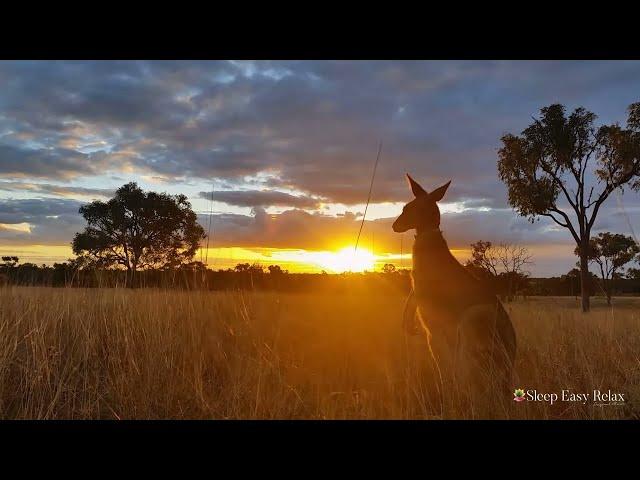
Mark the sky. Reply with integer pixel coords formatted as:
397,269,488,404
0,60,639,276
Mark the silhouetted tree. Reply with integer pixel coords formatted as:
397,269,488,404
561,268,582,297
72,182,205,287
574,232,640,305
249,263,265,274
465,241,499,277
495,243,532,301
268,265,288,275
627,266,640,279
465,241,532,301
234,263,264,274
1,256,19,268
177,261,207,272
498,103,640,312
382,263,396,274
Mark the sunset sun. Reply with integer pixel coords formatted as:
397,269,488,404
309,246,376,273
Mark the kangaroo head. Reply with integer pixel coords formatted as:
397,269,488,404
392,174,451,233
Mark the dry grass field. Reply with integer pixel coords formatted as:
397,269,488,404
0,286,639,419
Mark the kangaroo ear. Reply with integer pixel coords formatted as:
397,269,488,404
406,174,427,197
429,180,451,202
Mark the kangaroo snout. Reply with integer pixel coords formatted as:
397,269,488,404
392,218,405,233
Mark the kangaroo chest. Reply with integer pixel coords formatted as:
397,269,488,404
411,233,478,334
412,261,467,312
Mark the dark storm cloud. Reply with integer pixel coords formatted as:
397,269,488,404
0,144,100,179
199,189,322,209
0,181,114,198
0,198,86,245
0,198,82,223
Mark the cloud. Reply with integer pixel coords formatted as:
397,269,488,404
201,207,578,254
0,144,100,180
1,61,640,275
1,60,639,206
0,181,114,199
199,189,322,209
0,198,85,245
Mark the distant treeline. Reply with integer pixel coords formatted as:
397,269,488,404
0,261,412,294
2,260,640,298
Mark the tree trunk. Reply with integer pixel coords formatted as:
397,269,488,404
579,243,590,313
126,266,136,289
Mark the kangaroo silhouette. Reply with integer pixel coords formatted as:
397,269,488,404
393,174,516,396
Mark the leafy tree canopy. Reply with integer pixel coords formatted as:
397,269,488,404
72,182,205,273
498,103,640,242
497,102,640,312
575,232,639,278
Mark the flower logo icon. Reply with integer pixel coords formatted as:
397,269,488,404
513,388,526,402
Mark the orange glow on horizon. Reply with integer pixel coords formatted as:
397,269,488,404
0,244,499,274
199,246,382,273
283,246,377,273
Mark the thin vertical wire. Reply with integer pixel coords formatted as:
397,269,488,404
614,187,639,246
205,182,214,266
354,141,382,258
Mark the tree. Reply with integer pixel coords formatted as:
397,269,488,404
465,240,499,278
268,265,288,275
574,232,639,305
178,261,208,273
465,241,532,301
498,103,640,312
495,243,533,301
234,263,264,274
1,256,19,268
495,243,533,278
72,182,205,286
382,263,396,274
627,266,640,279
561,268,582,297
